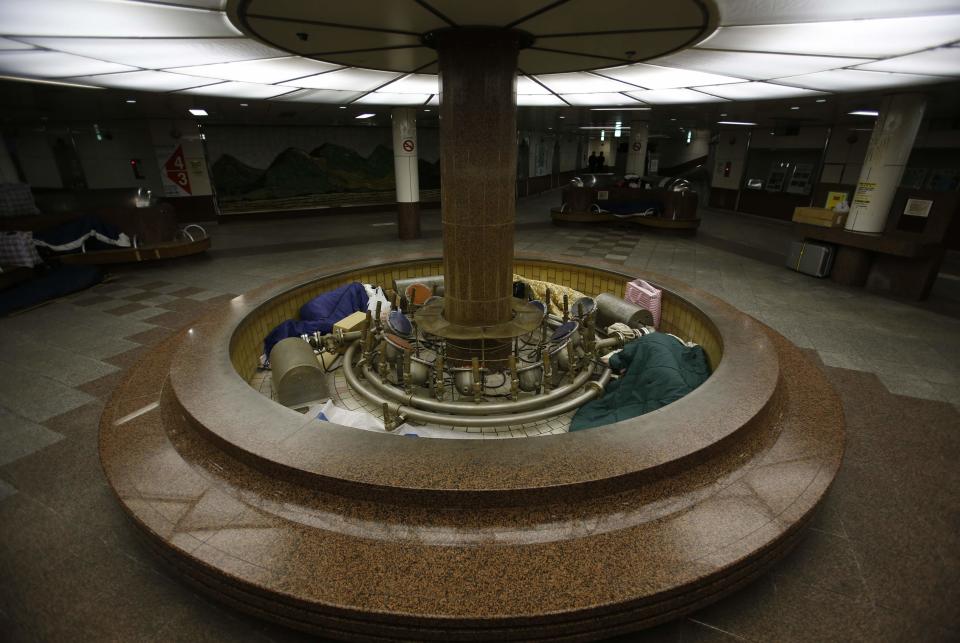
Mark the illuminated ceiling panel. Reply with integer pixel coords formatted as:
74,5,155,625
775,69,949,91
855,48,960,76
276,88,367,103
517,76,551,95
598,64,746,89
0,50,135,78
379,74,439,94
517,94,565,106
355,92,431,106
700,15,960,59
625,89,728,104
179,81,296,99
696,82,825,100
20,37,282,68
714,0,960,25
561,93,642,106
535,72,636,94
171,57,341,84
282,68,401,91
0,0,239,38
71,70,221,91
0,38,33,50
650,50,868,81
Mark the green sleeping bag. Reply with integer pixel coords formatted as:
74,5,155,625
569,332,710,432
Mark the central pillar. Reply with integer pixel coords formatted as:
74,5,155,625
435,29,521,328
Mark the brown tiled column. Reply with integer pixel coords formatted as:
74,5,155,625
436,29,521,327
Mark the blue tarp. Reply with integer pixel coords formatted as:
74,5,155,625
263,282,368,359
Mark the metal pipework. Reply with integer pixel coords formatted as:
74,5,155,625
471,357,482,403
541,351,553,392
402,348,413,394
377,339,389,380
359,349,596,416
343,342,612,428
508,355,519,401
433,355,445,400
562,294,569,323
595,293,654,330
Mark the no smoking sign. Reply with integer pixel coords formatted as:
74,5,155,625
402,139,415,152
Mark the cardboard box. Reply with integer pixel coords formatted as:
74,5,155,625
334,311,368,333
792,207,847,228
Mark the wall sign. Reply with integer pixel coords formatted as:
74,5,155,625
903,198,933,218
163,145,192,195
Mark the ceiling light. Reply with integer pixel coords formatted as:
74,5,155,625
713,0,960,25
717,121,757,126
561,93,642,107
423,108,431,112
517,94,565,106
699,15,960,58
0,50,133,77
0,74,103,89
339,105,347,109
125,99,136,104
790,106,799,110
626,89,727,104
535,72,636,94
816,98,827,103
517,76,551,95
282,67,401,91
181,81,293,99
696,82,824,101
240,103,248,107
276,88,366,103
0,0,240,38
670,118,677,121
379,74,438,94
720,113,728,116
356,92,432,106
599,63,745,89
589,107,651,111
559,115,565,118
355,113,376,119
578,126,631,130
600,130,605,141
22,37,279,69
849,110,879,116
188,108,208,116
855,47,960,76
776,69,944,91
0,37,33,50
71,70,220,92
170,57,341,84
652,50,867,80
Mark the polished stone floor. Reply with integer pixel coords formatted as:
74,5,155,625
1,190,958,641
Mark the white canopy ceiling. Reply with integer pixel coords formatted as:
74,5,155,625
0,0,958,107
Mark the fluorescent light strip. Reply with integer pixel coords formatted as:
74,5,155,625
590,107,651,111
713,0,960,26
849,110,879,116
355,113,376,119
717,121,757,126
189,108,208,116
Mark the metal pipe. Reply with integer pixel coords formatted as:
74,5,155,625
343,343,612,428
348,342,597,416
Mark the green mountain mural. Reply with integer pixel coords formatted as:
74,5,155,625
211,142,440,201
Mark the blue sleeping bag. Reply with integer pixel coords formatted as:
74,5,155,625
263,282,368,359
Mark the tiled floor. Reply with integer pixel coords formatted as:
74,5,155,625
1,189,958,641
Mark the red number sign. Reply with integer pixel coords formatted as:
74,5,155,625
164,145,192,195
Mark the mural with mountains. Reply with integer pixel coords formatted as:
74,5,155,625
211,142,441,204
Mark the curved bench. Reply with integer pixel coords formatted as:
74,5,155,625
99,254,844,640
